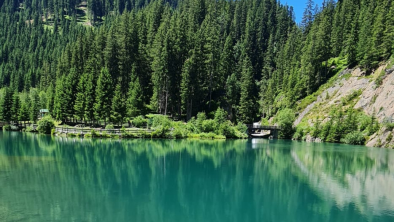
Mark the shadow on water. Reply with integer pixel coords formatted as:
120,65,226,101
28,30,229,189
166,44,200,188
0,132,393,222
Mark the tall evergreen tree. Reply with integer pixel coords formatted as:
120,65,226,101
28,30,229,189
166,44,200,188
238,56,255,123
111,81,126,125
94,67,113,125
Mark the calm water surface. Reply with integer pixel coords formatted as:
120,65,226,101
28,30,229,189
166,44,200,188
1,131,394,222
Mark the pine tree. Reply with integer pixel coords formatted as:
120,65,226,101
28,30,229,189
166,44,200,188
19,97,30,123
11,91,20,122
111,81,126,125
74,73,86,121
94,67,113,125
0,87,13,122
29,89,40,123
301,0,315,34
238,56,255,123
127,68,144,117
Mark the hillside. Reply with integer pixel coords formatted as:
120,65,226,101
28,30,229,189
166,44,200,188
294,58,394,148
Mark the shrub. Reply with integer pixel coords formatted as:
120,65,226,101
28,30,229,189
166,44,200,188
90,129,98,137
25,125,36,132
186,118,199,133
105,124,114,130
387,133,393,143
196,112,207,132
261,118,269,126
132,115,147,128
214,108,228,124
202,119,216,133
342,131,366,145
151,126,170,138
274,108,295,139
3,125,11,131
293,126,305,140
150,115,172,128
37,116,55,134
236,123,248,134
311,119,321,138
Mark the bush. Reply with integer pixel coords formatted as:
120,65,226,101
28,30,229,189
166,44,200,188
151,126,170,138
387,133,393,143
150,115,172,128
214,108,228,124
196,112,207,132
342,131,366,145
202,119,216,133
293,126,306,140
132,115,147,128
274,109,295,139
25,125,36,132
37,116,55,134
3,125,11,131
105,124,114,130
261,118,269,126
236,123,248,134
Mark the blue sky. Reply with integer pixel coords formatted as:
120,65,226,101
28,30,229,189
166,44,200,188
284,0,324,23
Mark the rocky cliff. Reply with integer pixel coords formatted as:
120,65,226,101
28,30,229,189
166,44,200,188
294,61,394,148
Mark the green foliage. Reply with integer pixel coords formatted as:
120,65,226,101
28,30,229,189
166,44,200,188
25,126,37,132
214,108,228,125
274,109,295,139
260,118,269,126
341,131,366,145
341,90,362,106
384,122,394,131
37,116,56,134
293,125,307,140
2,125,11,131
386,133,393,143
105,124,114,130
132,116,147,128
202,119,216,133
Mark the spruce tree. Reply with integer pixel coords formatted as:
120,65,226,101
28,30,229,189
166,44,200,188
0,87,13,122
74,73,86,121
11,91,20,122
127,70,144,118
111,81,126,125
94,67,113,125
238,56,255,123
29,89,40,123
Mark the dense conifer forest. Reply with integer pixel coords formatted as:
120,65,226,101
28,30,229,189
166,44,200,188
0,0,393,126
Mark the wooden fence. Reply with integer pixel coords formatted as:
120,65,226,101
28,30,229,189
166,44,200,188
55,127,153,135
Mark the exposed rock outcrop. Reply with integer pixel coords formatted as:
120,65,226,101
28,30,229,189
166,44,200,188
294,63,394,148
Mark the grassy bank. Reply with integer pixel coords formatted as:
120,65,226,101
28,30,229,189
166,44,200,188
32,108,248,140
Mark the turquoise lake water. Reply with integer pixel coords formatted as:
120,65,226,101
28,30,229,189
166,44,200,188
1,131,394,222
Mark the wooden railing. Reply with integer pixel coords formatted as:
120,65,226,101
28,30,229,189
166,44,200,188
55,127,154,135
246,124,281,130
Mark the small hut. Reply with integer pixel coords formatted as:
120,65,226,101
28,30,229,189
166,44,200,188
39,109,50,118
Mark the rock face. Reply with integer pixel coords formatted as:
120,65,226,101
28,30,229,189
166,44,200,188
305,135,323,143
366,127,394,149
351,68,366,77
355,66,394,122
294,63,394,148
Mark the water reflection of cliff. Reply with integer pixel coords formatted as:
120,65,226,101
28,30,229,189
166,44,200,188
291,143,394,217
0,132,393,221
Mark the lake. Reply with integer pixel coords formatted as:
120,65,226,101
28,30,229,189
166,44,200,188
1,131,394,222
